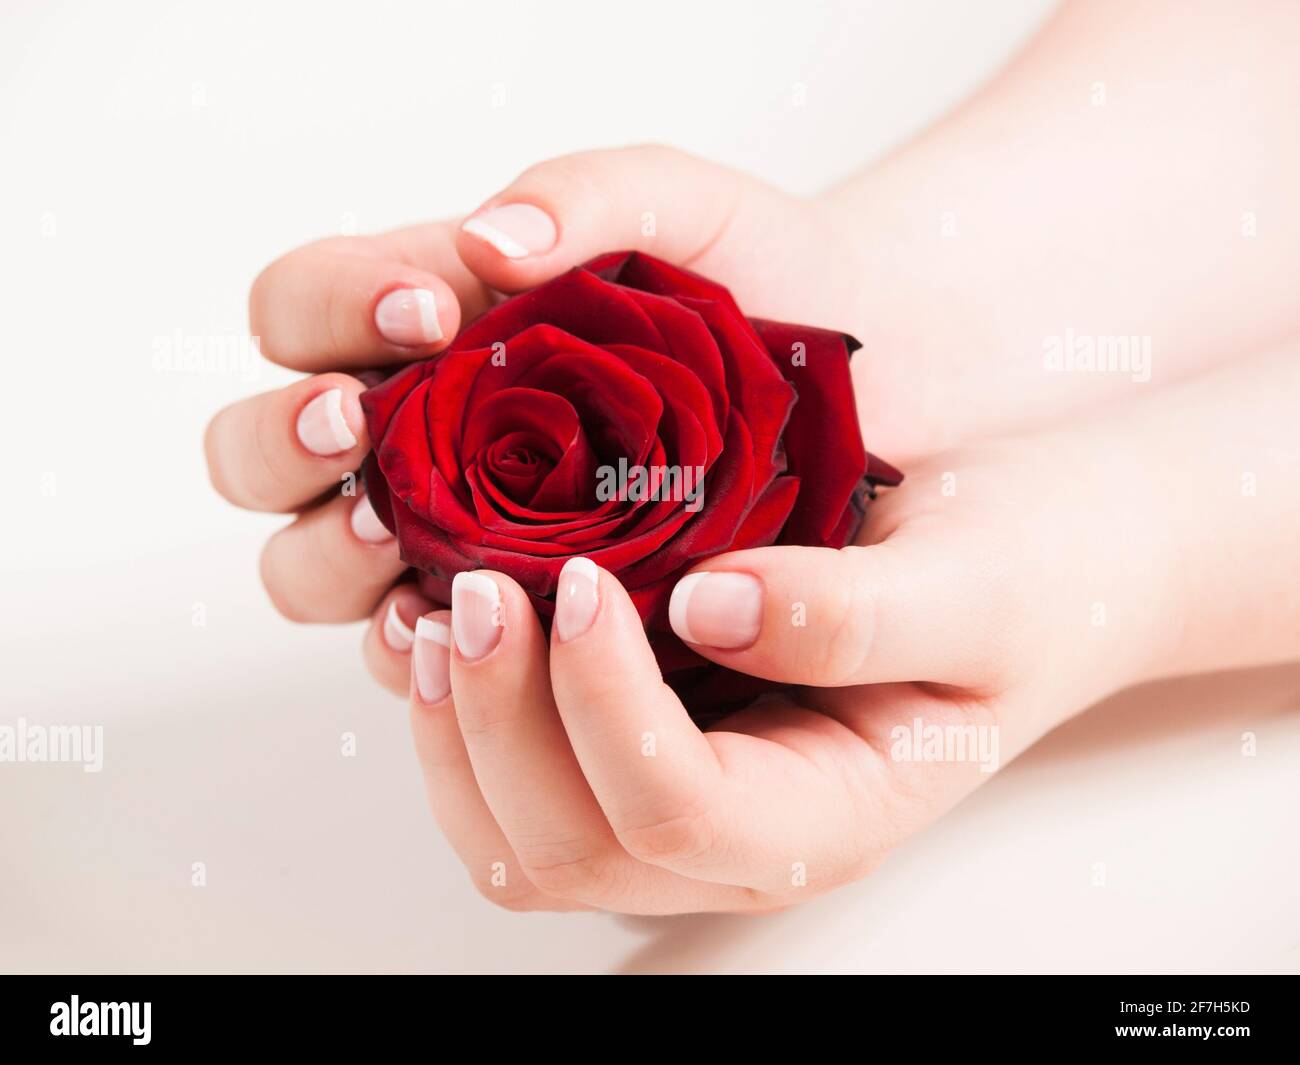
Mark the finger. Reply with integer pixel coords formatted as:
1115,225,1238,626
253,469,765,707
361,585,436,698
408,609,579,912
549,558,722,851
250,226,492,372
447,569,752,914
259,489,406,623
665,534,1010,690
455,145,799,297
206,373,369,512
549,559,866,894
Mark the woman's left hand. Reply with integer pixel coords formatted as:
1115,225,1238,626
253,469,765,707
395,427,1162,914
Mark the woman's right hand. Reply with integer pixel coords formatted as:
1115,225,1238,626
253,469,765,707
203,146,890,692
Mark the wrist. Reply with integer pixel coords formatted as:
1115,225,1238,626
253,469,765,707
1039,348,1300,691
1003,424,1183,708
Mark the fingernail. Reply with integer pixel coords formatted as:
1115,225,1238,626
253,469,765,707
668,572,763,650
382,601,416,653
296,388,357,456
375,288,443,347
413,615,451,702
461,204,557,259
555,557,599,642
451,572,503,661
349,493,393,544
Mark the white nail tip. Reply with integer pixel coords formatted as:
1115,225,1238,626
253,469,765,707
561,556,598,584
412,289,443,342
319,388,357,451
668,572,706,645
383,602,416,651
415,615,451,646
296,388,357,455
462,216,529,259
322,390,356,452
453,570,501,605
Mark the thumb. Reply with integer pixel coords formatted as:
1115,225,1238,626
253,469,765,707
665,537,1014,691
454,144,798,294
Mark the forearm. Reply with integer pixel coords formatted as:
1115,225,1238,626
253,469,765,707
1124,343,1300,680
826,0,1300,463
1053,341,1300,689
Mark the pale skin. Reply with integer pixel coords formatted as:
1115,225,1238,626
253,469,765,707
205,0,1300,913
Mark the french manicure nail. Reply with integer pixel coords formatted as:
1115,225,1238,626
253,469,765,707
668,572,763,650
383,601,416,653
461,204,557,259
555,557,599,642
350,494,394,544
413,615,452,702
296,388,357,456
451,572,503,661
375,288,443,347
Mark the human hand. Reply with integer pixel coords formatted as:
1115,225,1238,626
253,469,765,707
210,130,1291,681
401,419,1169,914
204,146,889,674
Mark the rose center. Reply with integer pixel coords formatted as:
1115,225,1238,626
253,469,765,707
481,432,559,505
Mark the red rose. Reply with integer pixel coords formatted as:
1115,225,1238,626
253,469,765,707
360,251,900,713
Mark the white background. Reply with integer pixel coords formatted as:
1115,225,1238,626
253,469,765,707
2,0,1297,973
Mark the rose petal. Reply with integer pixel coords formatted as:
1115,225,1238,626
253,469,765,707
360,358,436,443
618,414,757,589
482,436,553,503
373,375,437,514
618,287,730,433
516,348,663,466
682,296,795,493
462,387,581,468
456,267,665,352
604,343,719,470
426,344,499,496
590,250,736,309
750,318,872,545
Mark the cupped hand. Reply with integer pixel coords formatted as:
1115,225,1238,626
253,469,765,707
404,427,1160,914
204,145,868,681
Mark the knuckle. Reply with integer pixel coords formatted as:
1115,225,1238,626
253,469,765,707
520,151,606,200
654,143,696,171
809,547,876,684
302,515,376,622
248,260,291,363
520,849,621,903
473,875,546,913
249,241,348,365
621,142,687,168
202,413,237,502
247,261,275,324
452,699,522,741
258,517,370,624
969,548,1022,686
258,536,311,624
614,806,716,867
305,235,353,256
237,401,297,512
320,276,346,356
